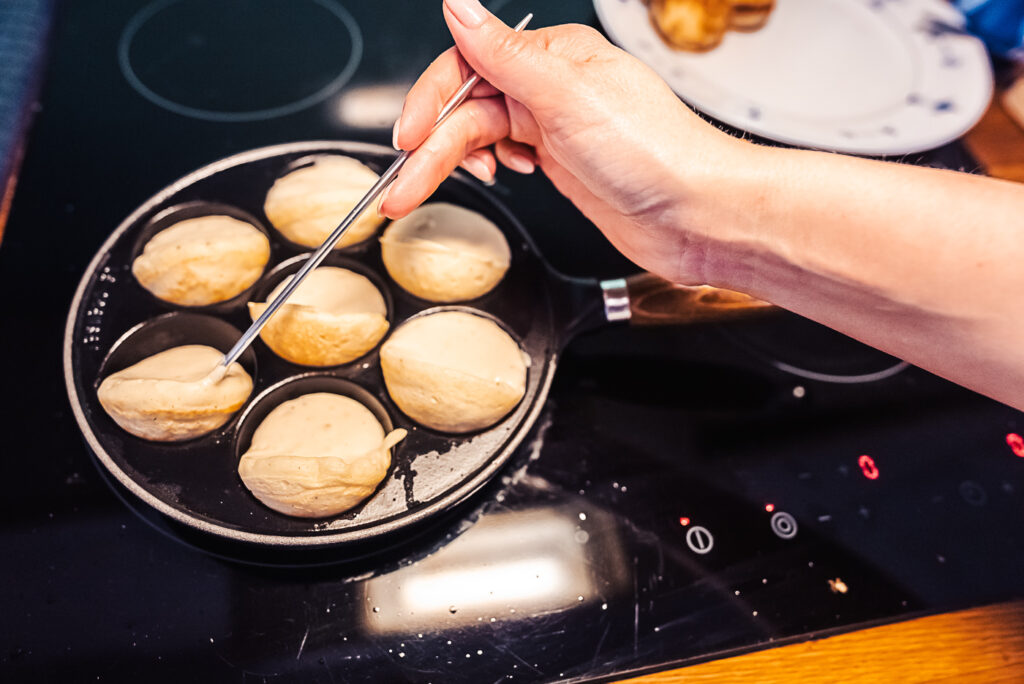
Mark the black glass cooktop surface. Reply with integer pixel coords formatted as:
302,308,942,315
2,1,1022,682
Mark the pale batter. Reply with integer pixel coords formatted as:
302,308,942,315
264,155,385,249
380,311,527,433
238,392,406,517
248,266,389,366
132,215,271,307
380,202,511,302
97,344,253,441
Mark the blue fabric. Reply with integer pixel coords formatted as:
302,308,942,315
955,0,1024,58
0,1,52,182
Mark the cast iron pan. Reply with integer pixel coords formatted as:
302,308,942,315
63,140,772,549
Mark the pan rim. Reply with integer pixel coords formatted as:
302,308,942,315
63,140,561,547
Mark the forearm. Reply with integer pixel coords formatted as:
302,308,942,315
391,4,1024,409
696,142,1024,409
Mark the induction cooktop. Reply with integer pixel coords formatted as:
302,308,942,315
2,1,1022,682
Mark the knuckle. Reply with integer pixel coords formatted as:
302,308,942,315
435,110,483,158
564,23,604,40
541,23,604,50
460,109,487,149
420,137,448,160
547,24,613,67
488,29,529,65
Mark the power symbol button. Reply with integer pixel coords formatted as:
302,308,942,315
685,525,714,554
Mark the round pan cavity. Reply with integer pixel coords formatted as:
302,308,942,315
379,202,513,305
64,140,559,548
252,253,395,327
380,305,532,437
233,374,398,519
235,375,396,459
99,311,258,380
247,254,394,369
262,153,388,253
94,312,258,446
129,201,273,313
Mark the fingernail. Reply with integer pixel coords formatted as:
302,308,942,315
377,184,392,218
392,117,402,150
507,153,535,174
444,0,488,28
461,156,494,184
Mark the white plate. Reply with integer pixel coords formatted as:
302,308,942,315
593,0,994,155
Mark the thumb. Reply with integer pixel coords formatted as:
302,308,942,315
441,0,562,106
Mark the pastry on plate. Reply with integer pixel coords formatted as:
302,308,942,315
380,311,527,433
380,202,511,302
238,392,406,517
647,0,732,52
247,266,389,366
97,344,252,441
729,0,775,31
264,155,385,249
132,215,270,306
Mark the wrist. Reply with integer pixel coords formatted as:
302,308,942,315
673,137,791,293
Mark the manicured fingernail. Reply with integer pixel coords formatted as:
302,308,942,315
444,0,488,28
461,156,494,184
392,117,402,150
507,153,535,174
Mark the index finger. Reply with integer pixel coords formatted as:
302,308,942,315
395,45,500,151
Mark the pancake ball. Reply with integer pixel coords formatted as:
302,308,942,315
238,393,406,517
381,202,511,302
97,345,252,441
248,267,389,366
132,215,270,306
264,155,385,249
380,311,527,433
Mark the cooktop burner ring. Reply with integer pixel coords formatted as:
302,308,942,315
721,313,911,385
770,359,909,384
117,0,363,122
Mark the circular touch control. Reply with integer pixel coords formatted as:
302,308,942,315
119,0,363,122
686,525,714,554
959,480,987,507
770,511,798,539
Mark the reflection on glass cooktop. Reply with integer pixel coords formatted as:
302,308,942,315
1,1,1022,682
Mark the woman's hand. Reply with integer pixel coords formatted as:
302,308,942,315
382,0,745,284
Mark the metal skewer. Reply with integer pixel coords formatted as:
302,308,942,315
209,13,534,383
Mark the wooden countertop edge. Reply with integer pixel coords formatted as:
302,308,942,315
964,78,1024,183
614,600,1024,683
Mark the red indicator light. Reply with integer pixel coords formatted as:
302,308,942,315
858,454,880,480
1007,433,1024,458
679,517,691,526
764,503,775,512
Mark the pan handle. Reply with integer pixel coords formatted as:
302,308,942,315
601,273,775,326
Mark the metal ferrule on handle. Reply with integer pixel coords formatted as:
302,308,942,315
212,13,534,381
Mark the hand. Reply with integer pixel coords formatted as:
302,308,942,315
382,0,747,284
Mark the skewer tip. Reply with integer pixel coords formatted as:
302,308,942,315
515,13,534,31
206,362,229,385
